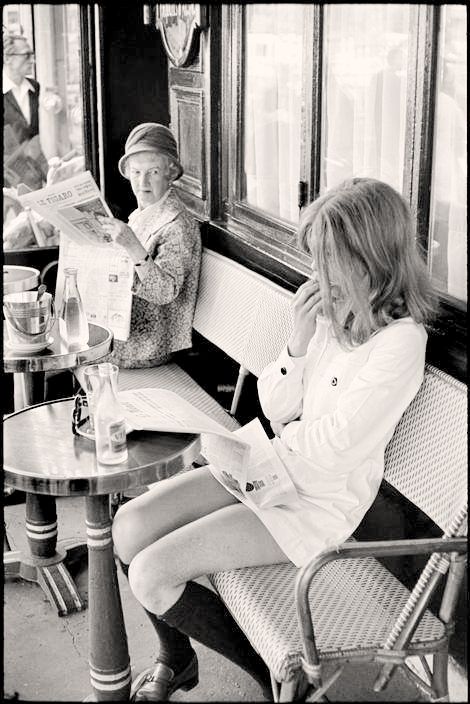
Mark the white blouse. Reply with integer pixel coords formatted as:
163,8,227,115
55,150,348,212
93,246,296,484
252,315,427,567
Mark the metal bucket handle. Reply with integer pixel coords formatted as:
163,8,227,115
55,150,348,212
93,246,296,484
4,296,57,338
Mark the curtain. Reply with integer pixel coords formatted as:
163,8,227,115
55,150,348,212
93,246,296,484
243,4,304,223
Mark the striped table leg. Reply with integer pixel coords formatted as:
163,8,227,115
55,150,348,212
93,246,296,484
26,494,58,558
14,493,87,616
86,495,131,701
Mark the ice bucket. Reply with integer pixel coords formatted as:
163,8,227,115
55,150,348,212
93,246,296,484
4,291,55,346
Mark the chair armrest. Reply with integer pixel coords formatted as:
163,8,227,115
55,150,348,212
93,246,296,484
294,536,466,679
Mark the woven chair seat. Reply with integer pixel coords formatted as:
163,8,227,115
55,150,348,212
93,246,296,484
117,362,240,432
209,555,446,683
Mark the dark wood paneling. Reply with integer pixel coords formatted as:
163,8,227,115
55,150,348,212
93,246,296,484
80,6,100,185
98,6,169,220
170,86,206,199
166,5,222,222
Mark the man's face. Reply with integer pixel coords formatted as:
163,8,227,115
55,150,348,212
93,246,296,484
5,38,35,80
127,152,172,210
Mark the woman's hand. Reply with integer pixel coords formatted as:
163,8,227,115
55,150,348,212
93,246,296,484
287,279,323,357
97,216,146,261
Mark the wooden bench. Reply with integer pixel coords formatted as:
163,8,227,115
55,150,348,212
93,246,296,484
119,248,467,702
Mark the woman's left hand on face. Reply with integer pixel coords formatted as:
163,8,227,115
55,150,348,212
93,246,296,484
97,216,139,250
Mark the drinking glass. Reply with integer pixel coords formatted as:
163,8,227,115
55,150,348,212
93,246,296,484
83,363,118,433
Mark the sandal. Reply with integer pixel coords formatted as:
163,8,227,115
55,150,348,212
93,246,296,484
130,653,198,702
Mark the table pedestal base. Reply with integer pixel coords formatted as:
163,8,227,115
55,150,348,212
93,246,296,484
5,494,87,616
4,538,87,616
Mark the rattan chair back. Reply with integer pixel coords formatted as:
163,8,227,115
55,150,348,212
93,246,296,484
383,364,467,534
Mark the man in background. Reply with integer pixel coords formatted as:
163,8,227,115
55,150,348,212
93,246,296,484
3,29,47,190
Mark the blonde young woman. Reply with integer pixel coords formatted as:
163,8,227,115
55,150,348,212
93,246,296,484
112,178,437,701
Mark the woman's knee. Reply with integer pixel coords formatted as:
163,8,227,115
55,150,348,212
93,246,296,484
112,500,144,564
128,543,176,613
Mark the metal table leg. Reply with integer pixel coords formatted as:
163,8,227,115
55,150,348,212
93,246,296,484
85,495,131,701
4,371,87,616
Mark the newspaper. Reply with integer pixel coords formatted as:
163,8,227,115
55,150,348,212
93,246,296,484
119,387,251,475
17,170,114,246
118,387,299,508
18,171,134,341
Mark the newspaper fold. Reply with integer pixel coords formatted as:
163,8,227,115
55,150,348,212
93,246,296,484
118,387,299,508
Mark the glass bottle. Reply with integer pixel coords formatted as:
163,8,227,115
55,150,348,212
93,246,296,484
94,363,128,465
60,267,89,347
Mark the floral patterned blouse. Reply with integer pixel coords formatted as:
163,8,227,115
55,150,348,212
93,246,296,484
108,187,201,368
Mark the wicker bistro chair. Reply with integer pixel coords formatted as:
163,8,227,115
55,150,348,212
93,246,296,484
209,365,467,702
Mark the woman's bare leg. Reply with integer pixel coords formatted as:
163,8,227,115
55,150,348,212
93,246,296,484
128,501,289,615
112,465,239,565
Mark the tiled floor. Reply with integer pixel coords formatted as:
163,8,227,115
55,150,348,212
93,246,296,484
4,494,466,702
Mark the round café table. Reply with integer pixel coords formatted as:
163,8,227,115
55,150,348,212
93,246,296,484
3,319,113,409
4,398,201,701
3,321,113,616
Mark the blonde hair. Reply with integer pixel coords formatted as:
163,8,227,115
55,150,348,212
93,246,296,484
298,178,437,347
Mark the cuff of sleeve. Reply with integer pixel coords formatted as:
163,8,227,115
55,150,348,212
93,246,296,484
277,344,307,376
280,420,301,451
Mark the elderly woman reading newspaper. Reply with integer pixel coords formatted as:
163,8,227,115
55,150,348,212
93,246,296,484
97,122,201,368
111,178,437,701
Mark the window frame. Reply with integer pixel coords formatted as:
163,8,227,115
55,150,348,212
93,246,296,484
221,4,466,305
220,4,313,275
216,3,466,380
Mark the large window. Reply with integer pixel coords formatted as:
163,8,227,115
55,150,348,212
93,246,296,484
3,4,86,250
243,4,304,223
222,4,467,303
321,4,411,193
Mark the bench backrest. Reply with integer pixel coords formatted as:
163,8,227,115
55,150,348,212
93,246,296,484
194,248,294,377
384,365,467,534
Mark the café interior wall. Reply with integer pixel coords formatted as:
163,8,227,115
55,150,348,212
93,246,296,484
99,5,170,221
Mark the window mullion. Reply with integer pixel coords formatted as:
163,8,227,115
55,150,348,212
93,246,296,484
404,4,440,251
233,4,245,204
309,4,323,203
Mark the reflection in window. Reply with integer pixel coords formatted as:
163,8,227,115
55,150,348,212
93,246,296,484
321,4,410,193
243,4,304,223
428,5,467,301
3,4,85,250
